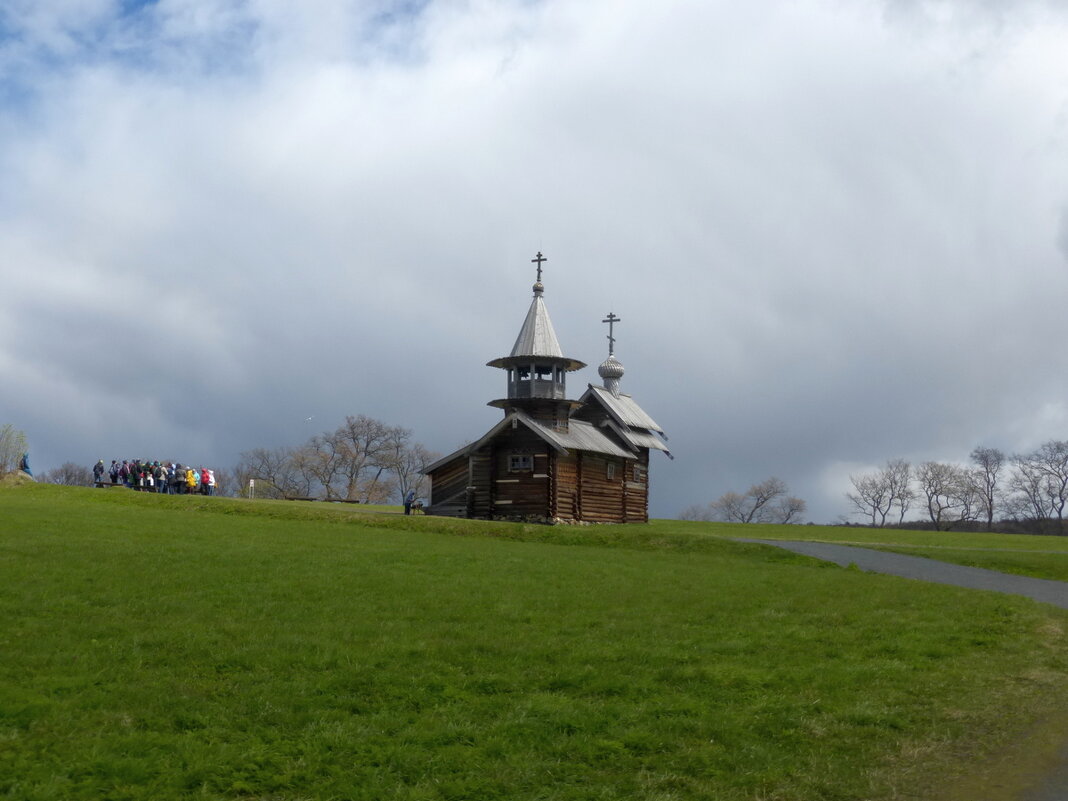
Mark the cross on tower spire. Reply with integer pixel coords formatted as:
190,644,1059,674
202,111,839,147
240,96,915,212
602,312,621,356
531,251,547,283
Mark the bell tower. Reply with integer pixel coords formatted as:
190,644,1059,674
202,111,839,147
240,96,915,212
486,252,586,431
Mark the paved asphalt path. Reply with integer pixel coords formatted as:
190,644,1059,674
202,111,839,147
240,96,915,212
739,539,1068,610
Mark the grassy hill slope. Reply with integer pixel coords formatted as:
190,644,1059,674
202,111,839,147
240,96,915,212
2,484,1067,800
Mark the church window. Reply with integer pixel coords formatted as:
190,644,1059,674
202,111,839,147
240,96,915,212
509,454,533,472
606,463,616,480
633,464,647,482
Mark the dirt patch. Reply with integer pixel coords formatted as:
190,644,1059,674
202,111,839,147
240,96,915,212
935,707,1068,801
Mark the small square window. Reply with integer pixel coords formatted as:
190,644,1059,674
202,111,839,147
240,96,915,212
509,454,533,472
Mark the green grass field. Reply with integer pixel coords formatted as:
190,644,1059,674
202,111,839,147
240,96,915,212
2,484,1067,800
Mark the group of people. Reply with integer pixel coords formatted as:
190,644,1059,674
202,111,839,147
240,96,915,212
94,459,217,495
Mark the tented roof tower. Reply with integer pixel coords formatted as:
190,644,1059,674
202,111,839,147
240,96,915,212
487,252,585,430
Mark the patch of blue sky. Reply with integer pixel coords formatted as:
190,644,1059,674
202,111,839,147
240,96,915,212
0,81,37,128
357,0,435,66
0,7,26,49
370,0,432,28
119,0,159,14
71,2,258,77
0,1,261,113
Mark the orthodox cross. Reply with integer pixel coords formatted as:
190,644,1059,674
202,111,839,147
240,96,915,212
602,312,621,356
531,251,547,283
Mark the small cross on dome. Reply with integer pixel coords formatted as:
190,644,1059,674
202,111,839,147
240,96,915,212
602,312,621,356
531,252,547,283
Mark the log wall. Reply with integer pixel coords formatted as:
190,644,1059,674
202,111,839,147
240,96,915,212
554,453,579,520
430,439,651,523
487,428,551,518
576,453,627,523
470,447,493,518
428,456,468,516
624,450,650,523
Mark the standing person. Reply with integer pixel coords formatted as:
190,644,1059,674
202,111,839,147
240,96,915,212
109,460,119,485
119,460,130,487
207,469,216,496
185,466,196,494
172,464,185,495
200,468,210,496
404,489,416,515
93,460,106,486
18,453,32,477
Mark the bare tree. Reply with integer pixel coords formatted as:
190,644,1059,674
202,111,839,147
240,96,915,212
0,424,28,477
678,504,714,521
362,423,410,503
1008,440,1068,531
1008,455,1049,524
303,433,348,499
333,415,394,501
847,472,892,527
37,462,93,486
1032,440,1068,524
969,446,1005,530
884,459,914,525
709,478,801,524
287,445,322,497
709,491,747,522
234,446,308,499
742,477,789,523
773,496,807,524
236,415,438,504
917,461,968,531
389,441,438,503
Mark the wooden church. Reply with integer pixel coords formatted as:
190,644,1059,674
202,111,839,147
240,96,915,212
425,253,670,523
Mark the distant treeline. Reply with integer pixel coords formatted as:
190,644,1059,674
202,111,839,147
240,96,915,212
847,442,1068,534
233,414,440,504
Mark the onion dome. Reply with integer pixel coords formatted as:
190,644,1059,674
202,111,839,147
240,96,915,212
599,355,624,397
598,355,625,381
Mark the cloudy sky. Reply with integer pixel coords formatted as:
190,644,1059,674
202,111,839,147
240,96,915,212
2,0,1068,522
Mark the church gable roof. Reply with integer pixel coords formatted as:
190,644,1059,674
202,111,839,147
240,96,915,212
578,384,672,459
602,417,672,457
581,384,665,435
548,417,637,460
474,411,635,460
424,410,636,475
